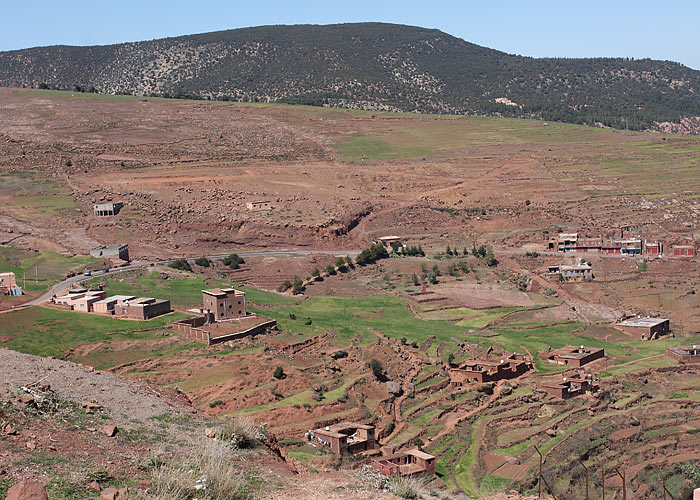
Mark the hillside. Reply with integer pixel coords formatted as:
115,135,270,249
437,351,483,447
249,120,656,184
1,23,700,131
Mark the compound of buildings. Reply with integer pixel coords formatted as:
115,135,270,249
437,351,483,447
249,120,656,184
540,345,605,367
372,449,436,476
540,373,598,399
449,353,532,386
307,422,377,456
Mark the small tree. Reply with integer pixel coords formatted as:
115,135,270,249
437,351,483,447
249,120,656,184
345,255,355,269
273,366,284,379
447,353,455,366
169,259,192,272
222,253,245,270
194,256,211,267
369,359,385,381
291,276,305,295
335,257,347,272
325,264,336,275
311,267,320,278
65,159,73,167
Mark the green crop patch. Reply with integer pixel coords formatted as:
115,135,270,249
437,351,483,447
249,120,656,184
335,135,432,162
0,246,97,294
0,306,189,357
87,270,231,306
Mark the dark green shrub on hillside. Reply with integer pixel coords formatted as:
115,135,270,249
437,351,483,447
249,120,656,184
169,259,192,272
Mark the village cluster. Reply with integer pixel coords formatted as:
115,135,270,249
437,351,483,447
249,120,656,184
9,201,697,481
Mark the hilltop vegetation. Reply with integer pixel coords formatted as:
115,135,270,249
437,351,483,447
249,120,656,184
2,23,700,131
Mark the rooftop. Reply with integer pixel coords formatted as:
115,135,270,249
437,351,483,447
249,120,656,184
618,317,669,328
546,345,603,360
668,345,700,356
92,244,127,250
202,288,244,297
92,294,136,305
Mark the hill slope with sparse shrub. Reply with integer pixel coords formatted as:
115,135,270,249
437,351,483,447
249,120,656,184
2,23,700,131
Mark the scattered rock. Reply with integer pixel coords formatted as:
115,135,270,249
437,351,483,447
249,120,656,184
5,480,49,500
18,395,34,405
99,487,118,500
81,401,102,414
205,428,217,438
88,481,101,491
1,422,17,435
102,424,118,437
26,439,38,450
386,381,403,396
137,479,152,490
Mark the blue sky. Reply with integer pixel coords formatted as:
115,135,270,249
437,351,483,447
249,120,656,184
2,0,698,69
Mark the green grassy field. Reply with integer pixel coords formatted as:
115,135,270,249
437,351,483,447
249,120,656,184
0,246,97,294
0,307,189,357
86,270,232,306
0,172,77,216
247,294,472,352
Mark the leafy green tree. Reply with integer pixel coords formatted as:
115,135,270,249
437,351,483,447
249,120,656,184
194,256,211,267
169,259,192,272
273,366,284,379
222,253,245,269
369,359,385,381
291,276,304,295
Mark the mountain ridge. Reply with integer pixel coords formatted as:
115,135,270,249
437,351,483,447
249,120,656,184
2,22,700,131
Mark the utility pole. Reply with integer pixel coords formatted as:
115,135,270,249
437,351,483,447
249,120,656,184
615,467,626,500
578,458,589,500
600,462,605,500
35,264,38,282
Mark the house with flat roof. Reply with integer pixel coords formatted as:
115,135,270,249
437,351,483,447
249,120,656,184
540,373,598,399
667,345,700,364
307,422,376,456
202,288,246,321
114,297,171,320
548,233,578,252
90,244,129,261
246,200,272,211
547,263,593,282
53,290,107,312
0,272,22,295
540,346,605,367
671,245,696,257
449,353,532,386
372,449,436,477
616,317,671,340
92,295,136,314
93,202,123,217
376,236,405,254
